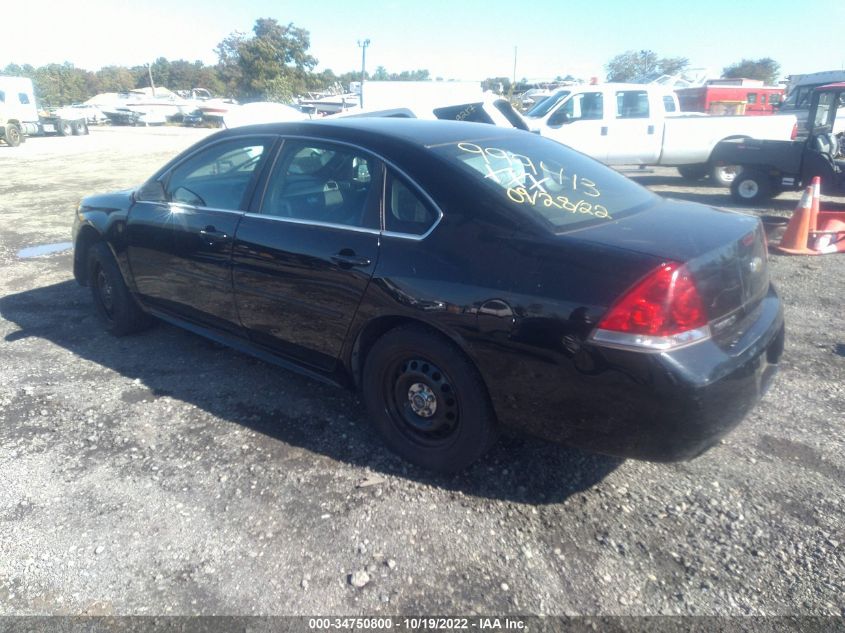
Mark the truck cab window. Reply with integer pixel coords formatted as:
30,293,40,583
18,93,30,105
616,91,649,118
548,92,603,126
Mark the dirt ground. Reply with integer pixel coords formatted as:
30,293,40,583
0,126,843,616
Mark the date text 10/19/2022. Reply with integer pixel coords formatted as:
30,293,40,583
308,616,527,630
456,141,612,220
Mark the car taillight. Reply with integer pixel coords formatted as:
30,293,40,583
590,262,711,351
790,123,797,140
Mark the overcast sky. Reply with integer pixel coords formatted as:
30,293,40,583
2,0,844,82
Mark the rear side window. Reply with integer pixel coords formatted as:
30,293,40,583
616,90,649,118
385,175,439,236
747,93,758,104
662,96,677,112
261,141,381,229
165,138,271,210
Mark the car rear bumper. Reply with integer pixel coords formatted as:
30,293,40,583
489,285,784,462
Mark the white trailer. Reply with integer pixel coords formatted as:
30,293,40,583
0,76,89,147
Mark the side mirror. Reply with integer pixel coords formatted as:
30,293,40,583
135,180,166,203
548,110,570,127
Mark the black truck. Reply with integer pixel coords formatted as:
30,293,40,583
711,83,845,203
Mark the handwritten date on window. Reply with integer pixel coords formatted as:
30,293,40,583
456,142,611,219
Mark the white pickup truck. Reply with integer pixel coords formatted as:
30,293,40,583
524,83,798,185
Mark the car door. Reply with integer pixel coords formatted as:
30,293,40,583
127,135,276,333
543,90,608,162
604,89,661,165
232,139,382,371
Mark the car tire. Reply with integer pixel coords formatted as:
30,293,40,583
711,163,742,187
677,164,708,181
4,123,22,147
362,325,499,473
87,242,153,336
730,170,774,204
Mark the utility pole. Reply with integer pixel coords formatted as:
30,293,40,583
358,39,371,108
147,63,156,97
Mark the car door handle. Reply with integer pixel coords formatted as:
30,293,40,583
331,251,372,267
199,226,229,242
647,125,655,135
601,126,608,136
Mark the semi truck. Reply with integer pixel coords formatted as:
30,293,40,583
0,76,89,147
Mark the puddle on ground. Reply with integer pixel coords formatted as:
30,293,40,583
17,242,73,258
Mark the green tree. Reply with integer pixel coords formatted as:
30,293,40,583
722,58,780,85
33,63,89,106
605,50,689,82
215,31,247,97
218,18,318,101
482,76,512,94
373,66,389,81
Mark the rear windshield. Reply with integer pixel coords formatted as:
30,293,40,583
428,133,656,231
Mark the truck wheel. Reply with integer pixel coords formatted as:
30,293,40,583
677,164,708,181
71,121,82,135
80,120,90,135
58,120,72,136
730,171,773,204
711,164,742,187
4,123,22,147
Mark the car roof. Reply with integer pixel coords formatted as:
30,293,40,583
818,82,845,91
220,117,526,151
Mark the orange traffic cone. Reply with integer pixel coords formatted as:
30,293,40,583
811,213,845,254
775,185,817,255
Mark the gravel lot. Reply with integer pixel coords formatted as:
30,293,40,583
0,126,843,617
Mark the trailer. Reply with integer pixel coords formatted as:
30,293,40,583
676,80,784,116
0,76,88,147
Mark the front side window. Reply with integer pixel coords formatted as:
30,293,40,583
385,175,438,236
523,91,570,118
166,138,271,210
18,93,30,105
747,93,758,104
616,90,649,118
813,92,833,129
0,90,5,103
770,93,781,105
548,92,604,126
663,95,677,112
261,141,380,229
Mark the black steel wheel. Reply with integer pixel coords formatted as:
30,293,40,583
676,164,708,181
363,325,498,473
87,242,153,336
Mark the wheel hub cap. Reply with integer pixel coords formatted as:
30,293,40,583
408,382,437,418
739,180,759,198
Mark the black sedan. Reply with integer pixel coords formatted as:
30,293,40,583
72,118,784,473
